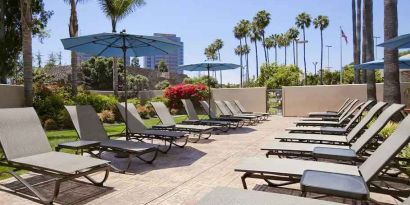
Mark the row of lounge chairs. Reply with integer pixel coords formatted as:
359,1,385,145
198,98,410,204
0,98,266,204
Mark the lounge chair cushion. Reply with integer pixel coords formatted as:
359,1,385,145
276,133,348,143
313,147,357,161
11,151,109,174
100,140,158,153
140,129,186,138
261,141,348,152
197,187,344,205
301,170,369,200
175,124,213,131
235,158,360,176
285,126,346,134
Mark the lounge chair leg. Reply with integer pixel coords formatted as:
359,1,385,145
190,133,201,143
83,167,110,186
136,149,159,164
173,135,189,148
241,173,250,189
157,139,173,154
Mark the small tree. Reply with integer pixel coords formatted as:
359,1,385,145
44,52,57,68
131,57,140,67
155,80,170,90
156,59,168,72
127,74,149,92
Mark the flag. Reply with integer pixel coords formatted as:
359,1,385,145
340,27,348,44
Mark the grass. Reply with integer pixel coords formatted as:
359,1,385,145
0,115,188,180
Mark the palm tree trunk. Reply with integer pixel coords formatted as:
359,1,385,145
357,0,366,83
262,33,267,64
244,37,250,82
292,41,296,65
254,41,259,77
363,0,376,100
111,19,118,97
353,0,361,83
0,0,5,83
69,0,78,95
384,0,400,104
320,29,324,85
303,28,307,85
239,39,243,87
20,0,33,106
274,46,277,64
266,48,270,64
284,46,287,66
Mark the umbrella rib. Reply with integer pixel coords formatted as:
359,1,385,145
127,36,173,55
128,35,181,46
96,37,123,56
64,36,118,50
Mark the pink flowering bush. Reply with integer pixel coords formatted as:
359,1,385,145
164,83,209,109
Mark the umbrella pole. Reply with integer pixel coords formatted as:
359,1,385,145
207,66,211,118
123,37,129,139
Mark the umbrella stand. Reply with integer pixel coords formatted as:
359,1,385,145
122,35,129,139
207,65,211,118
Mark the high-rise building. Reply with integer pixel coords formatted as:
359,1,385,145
143,33,184,73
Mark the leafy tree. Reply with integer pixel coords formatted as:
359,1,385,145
127,74,149,92
81,57,114,90
131,57,140,67
183,76,218,88
313,15,329,85
257,63,301,89
34,50,42,68
156,59,168,72
98,0,145,96
295,12,312,85
155,80,170,90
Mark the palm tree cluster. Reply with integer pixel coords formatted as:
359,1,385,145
232,10,330,87
204,39,224,85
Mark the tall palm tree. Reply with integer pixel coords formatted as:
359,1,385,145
213,39,224,87
384,0,400,103
242,45,251,82
99,0,145,97
20,0,33,106
204,44,217,60
64,0,87,95
279,33,291,65
239,19,251,81
234,24,244,87
313,15,329,85
286,27,299,65
253,10,271,64
353,0,361,83
264,36,274,64
362,0,376,100
249,24,261,77
295,12,311,85
272,34,280,64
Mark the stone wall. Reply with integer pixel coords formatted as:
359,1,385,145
0,84,25,108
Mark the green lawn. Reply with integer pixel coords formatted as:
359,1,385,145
0,115,188,180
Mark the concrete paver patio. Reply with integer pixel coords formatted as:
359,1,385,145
0,116,404,204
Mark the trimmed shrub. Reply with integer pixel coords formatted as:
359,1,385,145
73,92,118,112
164,83,209,109
155,80,170,90
137,105,150,119
98,110,115,123
44,118,58,130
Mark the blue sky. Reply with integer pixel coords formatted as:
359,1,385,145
34,0,410,83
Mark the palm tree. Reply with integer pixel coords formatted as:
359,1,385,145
204,44,217,60
20,0,33,106
239,19,251,81
249,24,261,77
242,45,251,82
353,0,361,83
313,15,329,85
362,0,376,100
234,24,244,87
272,34,280,64
264,36,274,64
286,27,299,65
279,33,291,65
253,10,271,64
295,12,312,85
64,0,87,95
213,39,224,87
99,0,145,97
384,0,400,103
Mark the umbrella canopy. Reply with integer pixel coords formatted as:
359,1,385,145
61,31,181,136
177,62,241,117
377,33,410,49
354,56,410,70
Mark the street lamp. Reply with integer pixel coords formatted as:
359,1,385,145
312,61,318,76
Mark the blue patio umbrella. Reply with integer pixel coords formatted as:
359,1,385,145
378,33,410,49
61,31,181,136
354,56,410,70
176,62,241,117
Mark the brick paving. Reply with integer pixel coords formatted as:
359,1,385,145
0,116,403,205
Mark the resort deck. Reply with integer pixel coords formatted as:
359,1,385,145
0,116,402,205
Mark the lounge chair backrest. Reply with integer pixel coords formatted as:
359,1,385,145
345,102,387,142
150,102,176,126
0,108,52,160
343,100,374,129
224,101,241,115
350,104,405,152
336,98,351,113
234,100,247,113
359,114,410,183
117,103,147,133
65,105,109,141
336,98,353,115
181,99,199,120
338,99,358,120
200,101,217,118
215,101,233,115
338,101,363,123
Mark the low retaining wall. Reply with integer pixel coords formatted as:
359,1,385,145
0,84,25,108
211,87,267,113
282,83,410,117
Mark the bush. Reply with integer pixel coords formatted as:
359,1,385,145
73,92,118,112
145,96,169,116
155,80,170,90
137,105,150,119
126,74,149,92
44,118,58,130
128,98,141,107
164,83,209,109
258,64,301,89
98,110,115,123
183,76,218,88
379,122,399,139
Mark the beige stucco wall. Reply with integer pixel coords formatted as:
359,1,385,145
211,87,267,113
0,84,25,108
283,83,410,117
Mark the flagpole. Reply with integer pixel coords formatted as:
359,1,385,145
340,27,343,84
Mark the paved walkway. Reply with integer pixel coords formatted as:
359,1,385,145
0,116,403,205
